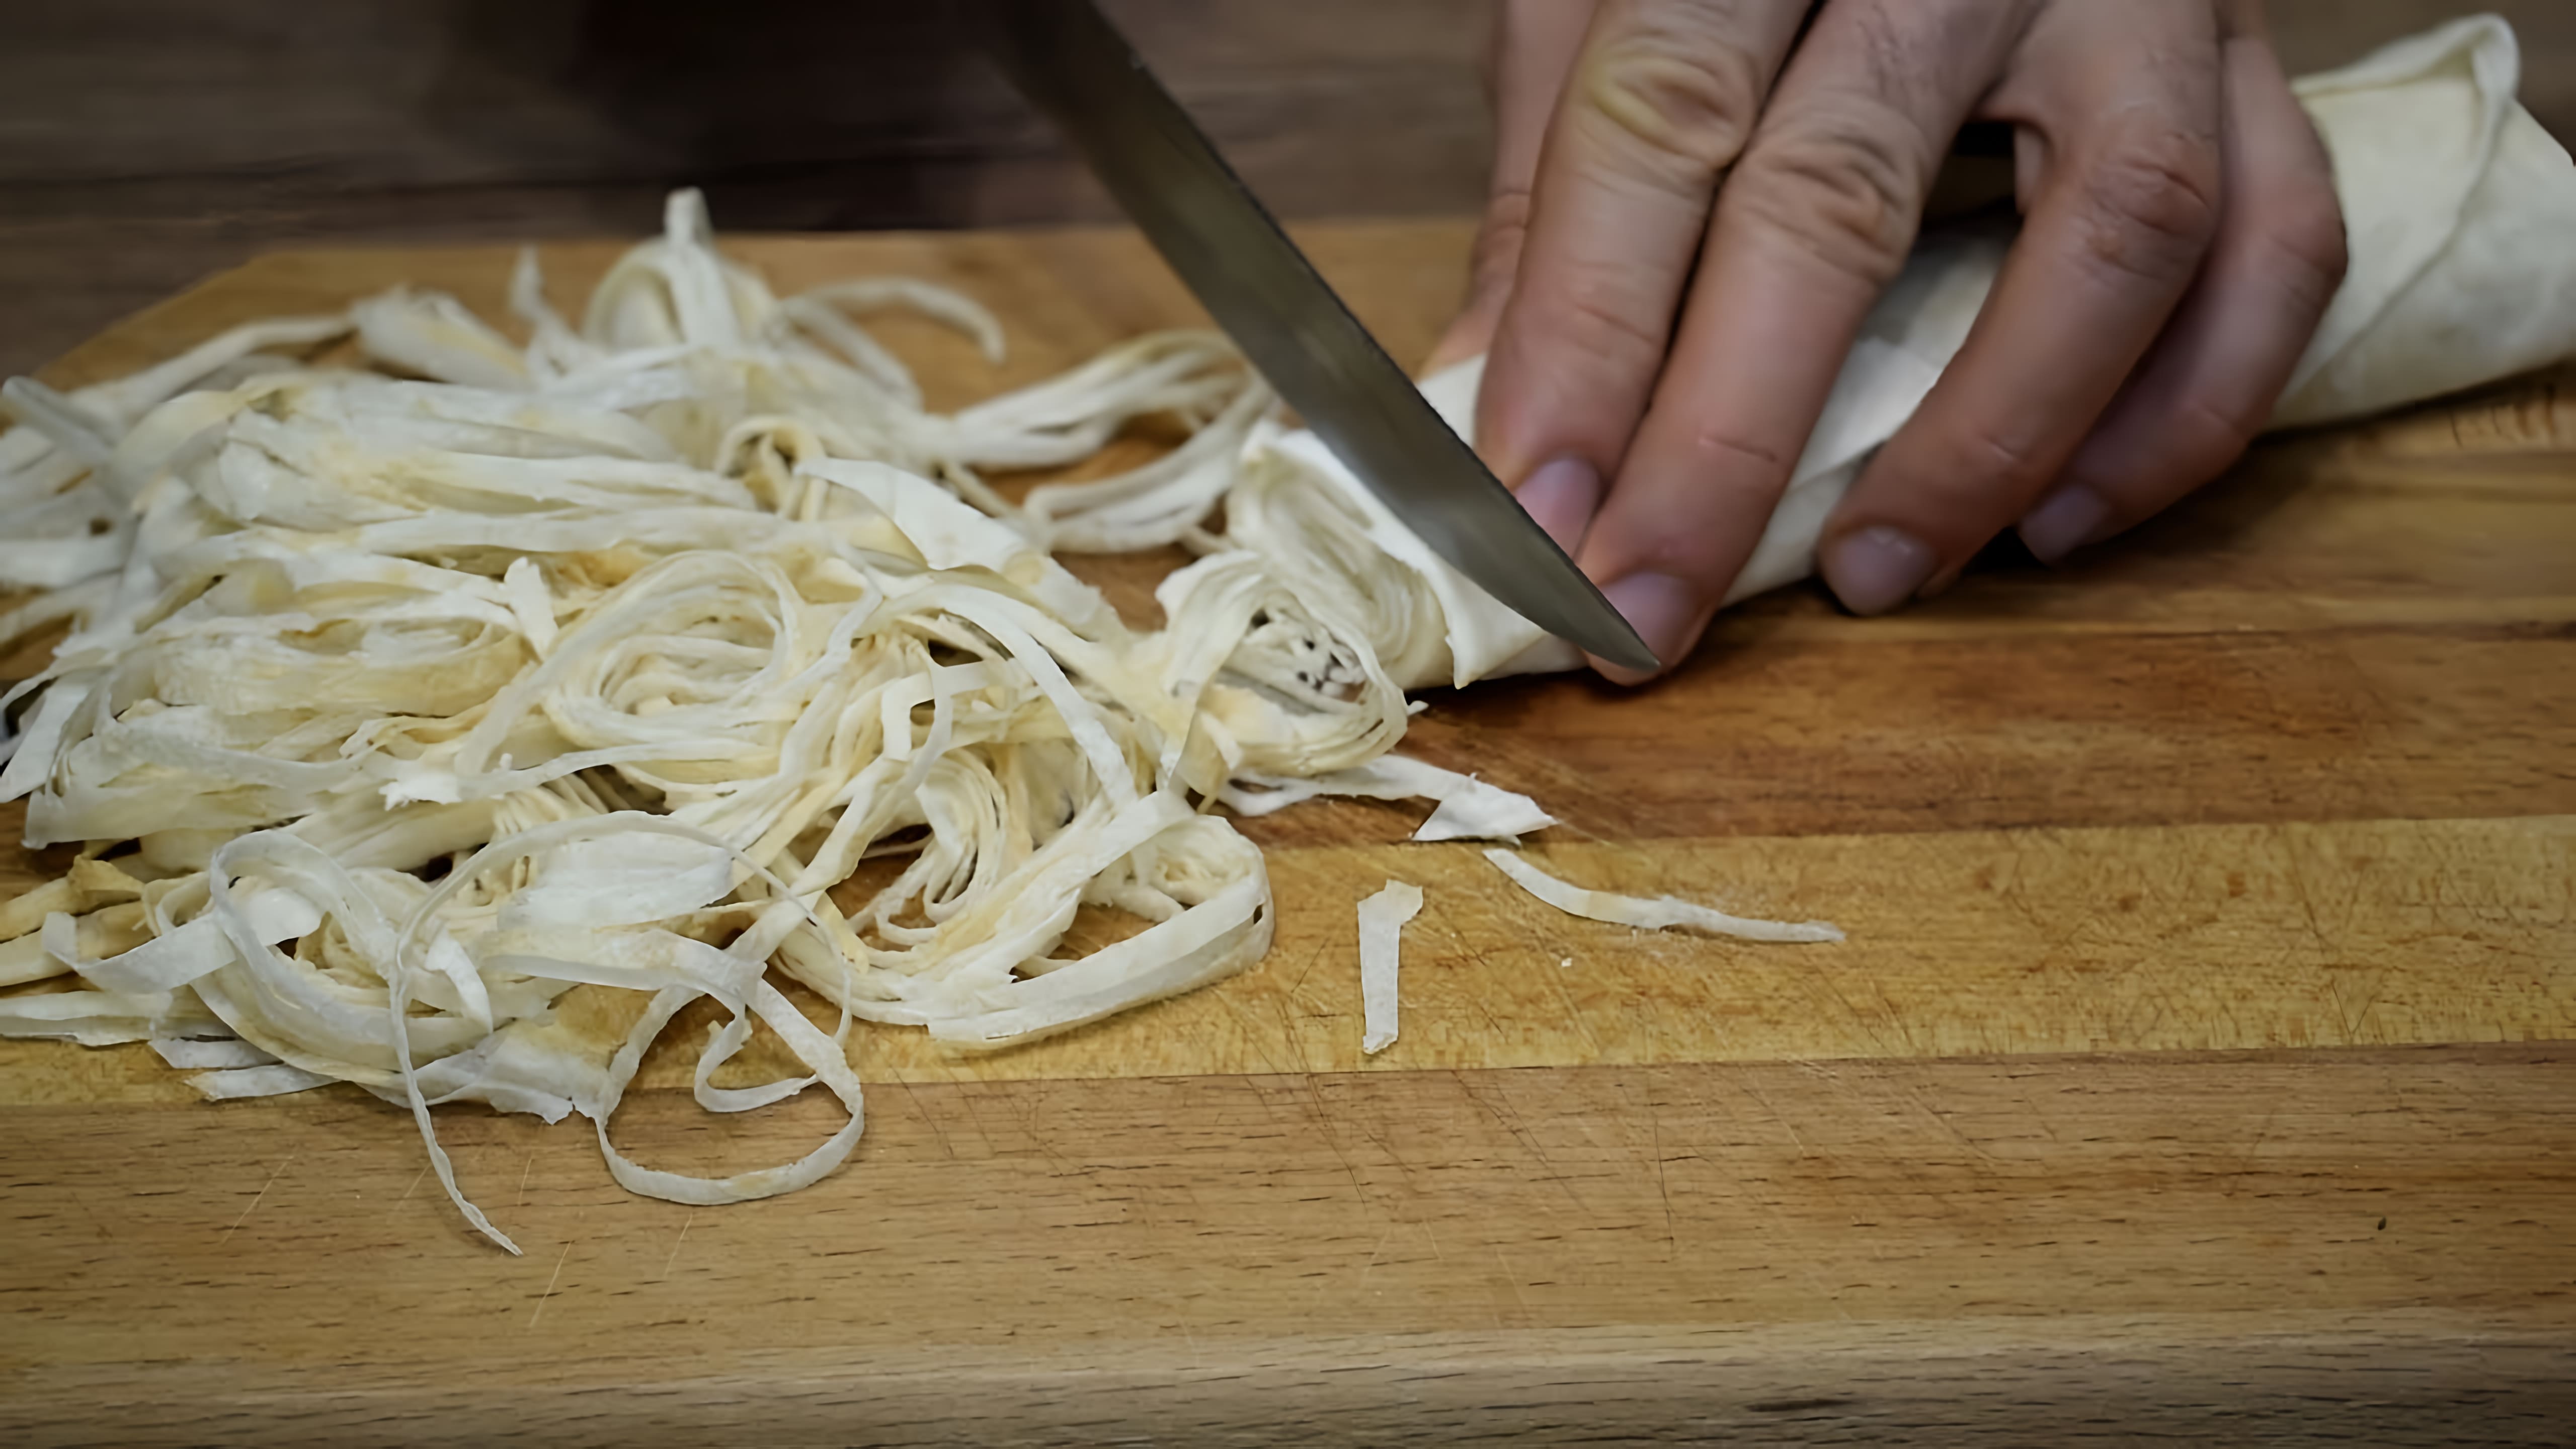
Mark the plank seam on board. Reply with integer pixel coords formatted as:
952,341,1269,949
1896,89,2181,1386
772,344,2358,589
3,1038,2564,1108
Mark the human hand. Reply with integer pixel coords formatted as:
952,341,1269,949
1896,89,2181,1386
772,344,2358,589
1433,0,2347,682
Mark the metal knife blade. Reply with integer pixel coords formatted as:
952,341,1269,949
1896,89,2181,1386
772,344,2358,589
972,0,1658,674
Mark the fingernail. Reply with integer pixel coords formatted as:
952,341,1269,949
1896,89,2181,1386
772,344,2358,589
2017,484,2113,565
1599,572,1699,681
1513,456,1600,553
1821,525,1939,616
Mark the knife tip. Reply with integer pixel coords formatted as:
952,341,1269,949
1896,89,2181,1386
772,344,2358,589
1577,617,1661,676
1591,641,1662,676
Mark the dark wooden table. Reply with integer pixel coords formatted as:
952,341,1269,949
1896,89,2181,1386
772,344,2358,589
4,0,2572,375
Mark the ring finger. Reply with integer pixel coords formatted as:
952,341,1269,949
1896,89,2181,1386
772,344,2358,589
2018,14,2346,561
1817,0,2228,613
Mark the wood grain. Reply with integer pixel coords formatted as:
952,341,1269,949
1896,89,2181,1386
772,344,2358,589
3,813,2568,1104
2,221,2572,1442
3,1049,2570,1445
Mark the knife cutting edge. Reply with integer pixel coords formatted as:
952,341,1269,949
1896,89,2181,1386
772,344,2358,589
972,0,1659,674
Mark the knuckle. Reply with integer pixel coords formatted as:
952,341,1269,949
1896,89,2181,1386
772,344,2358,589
2079,369,2286,506
1550,260,1674,368
1727,118,1924,287
1470,189,1535,296
1577,17,1766,188
1953,421,2055,501
2073,124,2222,284
2082,393,2250,509
2265,182,2350,312
2172,393,2260,472
1679,421,1792,478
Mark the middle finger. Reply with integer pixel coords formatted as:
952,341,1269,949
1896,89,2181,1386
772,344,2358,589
1573,0,2033,676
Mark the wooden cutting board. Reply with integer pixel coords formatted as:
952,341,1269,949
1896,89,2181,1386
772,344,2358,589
2,221,2570,1445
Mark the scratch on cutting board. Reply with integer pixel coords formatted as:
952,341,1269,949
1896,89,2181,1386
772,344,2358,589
68,1185,114,1243
2225,1106,2280,1199
1645,1080,1678,1258
1888,1074,1998,1165
1736,1076,1812,1159
218,1151,296,1246
660,1209,696,1280
1352,1225,1396,1290
528,1239,574,1330
1281,938,1330,1002
1210,983,1292,1076
1315,1224,1395,1314
1489,1242,1536,1326
1450,1068,1589,1217
894,1076,958,1162
1304,1078,1378,1213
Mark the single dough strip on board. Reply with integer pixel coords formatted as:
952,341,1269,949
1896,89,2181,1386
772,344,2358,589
1483,850,1842,945
1357,879,1423,1055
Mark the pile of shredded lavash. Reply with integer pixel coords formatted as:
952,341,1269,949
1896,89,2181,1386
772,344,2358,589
0,192,1830,1251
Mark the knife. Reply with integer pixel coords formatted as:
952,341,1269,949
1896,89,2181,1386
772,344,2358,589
972,0,1659,674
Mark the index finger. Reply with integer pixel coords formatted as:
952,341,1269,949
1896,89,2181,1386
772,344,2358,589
1474,0,1810,541
1426,0,1603,375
